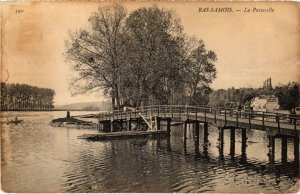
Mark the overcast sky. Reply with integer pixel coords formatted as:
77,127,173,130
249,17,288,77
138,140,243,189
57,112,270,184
2,2,299,105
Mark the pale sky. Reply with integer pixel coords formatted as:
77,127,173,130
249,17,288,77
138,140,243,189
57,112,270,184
1,2,299,105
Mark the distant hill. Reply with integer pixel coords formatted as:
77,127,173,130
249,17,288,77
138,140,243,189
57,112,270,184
54,101,110,111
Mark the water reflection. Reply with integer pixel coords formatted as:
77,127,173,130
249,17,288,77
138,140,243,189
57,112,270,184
1,112,299,193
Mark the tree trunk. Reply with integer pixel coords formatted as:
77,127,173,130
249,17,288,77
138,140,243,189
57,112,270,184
115,84,120,110
112,95,115,110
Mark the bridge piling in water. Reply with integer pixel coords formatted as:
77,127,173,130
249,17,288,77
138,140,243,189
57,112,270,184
204,122,209,143
167,119,171,135
156,116,161,131
183,120,188,142
110,120,114,132
127,119,132,131
230,128,235,158
267,132,299,165
218,126,224,159
219,126,247,159
294,134,299,169
195,121,200,148
281,137,288,163
183,119,208,149
241,128,247,159
268,135,275,163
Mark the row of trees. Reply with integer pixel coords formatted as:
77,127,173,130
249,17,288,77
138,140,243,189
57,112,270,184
65,4,217,109
208,82,299,111
0,82,55,111
275,82,299,110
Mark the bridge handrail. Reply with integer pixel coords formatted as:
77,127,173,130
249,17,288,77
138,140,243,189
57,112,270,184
98,105,299,118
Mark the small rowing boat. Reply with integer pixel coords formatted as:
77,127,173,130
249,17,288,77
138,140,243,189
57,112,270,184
7,117,23,124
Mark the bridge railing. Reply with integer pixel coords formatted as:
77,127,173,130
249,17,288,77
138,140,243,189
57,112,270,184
98,105,299,130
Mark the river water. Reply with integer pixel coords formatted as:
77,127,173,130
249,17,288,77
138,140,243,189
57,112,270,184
1,111,299,192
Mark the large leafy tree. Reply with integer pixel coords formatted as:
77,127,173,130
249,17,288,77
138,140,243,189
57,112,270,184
122,6,217,106
65,4,128,110
184,39,217,105
65,4,217,108
275,82,299,111
122,6,185,106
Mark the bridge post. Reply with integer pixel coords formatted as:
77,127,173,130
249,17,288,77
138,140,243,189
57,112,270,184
230,128,235,159
241,128,247,161
186,107,189,120
195,121,200,147
268,135,275,163
183,121,188,152
120,120,123,131
276,114,280,132
204,122,209,143
236,111,239,127
224,110,227,125
194,123,200,155
281,137,288,163
214,109,217,123
167,119,171,135
127,119,132,131
294,134,299,167
195,122,200,141
110,120,114,132
156,117,161,131
248,113,251,129
262,112,265,129
183,120,187,141
218,127,224,159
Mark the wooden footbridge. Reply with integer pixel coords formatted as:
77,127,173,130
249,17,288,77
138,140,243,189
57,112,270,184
78,105,299,165
97,105,299,133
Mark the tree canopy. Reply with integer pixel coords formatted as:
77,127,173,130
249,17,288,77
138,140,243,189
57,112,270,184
275,82,299,111
65,4,217,109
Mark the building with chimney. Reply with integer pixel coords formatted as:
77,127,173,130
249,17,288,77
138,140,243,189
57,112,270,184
263,77,273,90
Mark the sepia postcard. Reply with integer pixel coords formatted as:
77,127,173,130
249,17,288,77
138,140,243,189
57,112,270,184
1,1,299,193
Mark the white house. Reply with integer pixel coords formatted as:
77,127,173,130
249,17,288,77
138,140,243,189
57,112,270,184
250,95,279,112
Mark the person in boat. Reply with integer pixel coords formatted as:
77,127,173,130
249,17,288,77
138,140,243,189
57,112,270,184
8,116,22,124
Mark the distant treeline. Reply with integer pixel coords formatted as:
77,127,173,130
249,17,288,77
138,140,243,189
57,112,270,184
0,82,55,111
208,82,300,111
